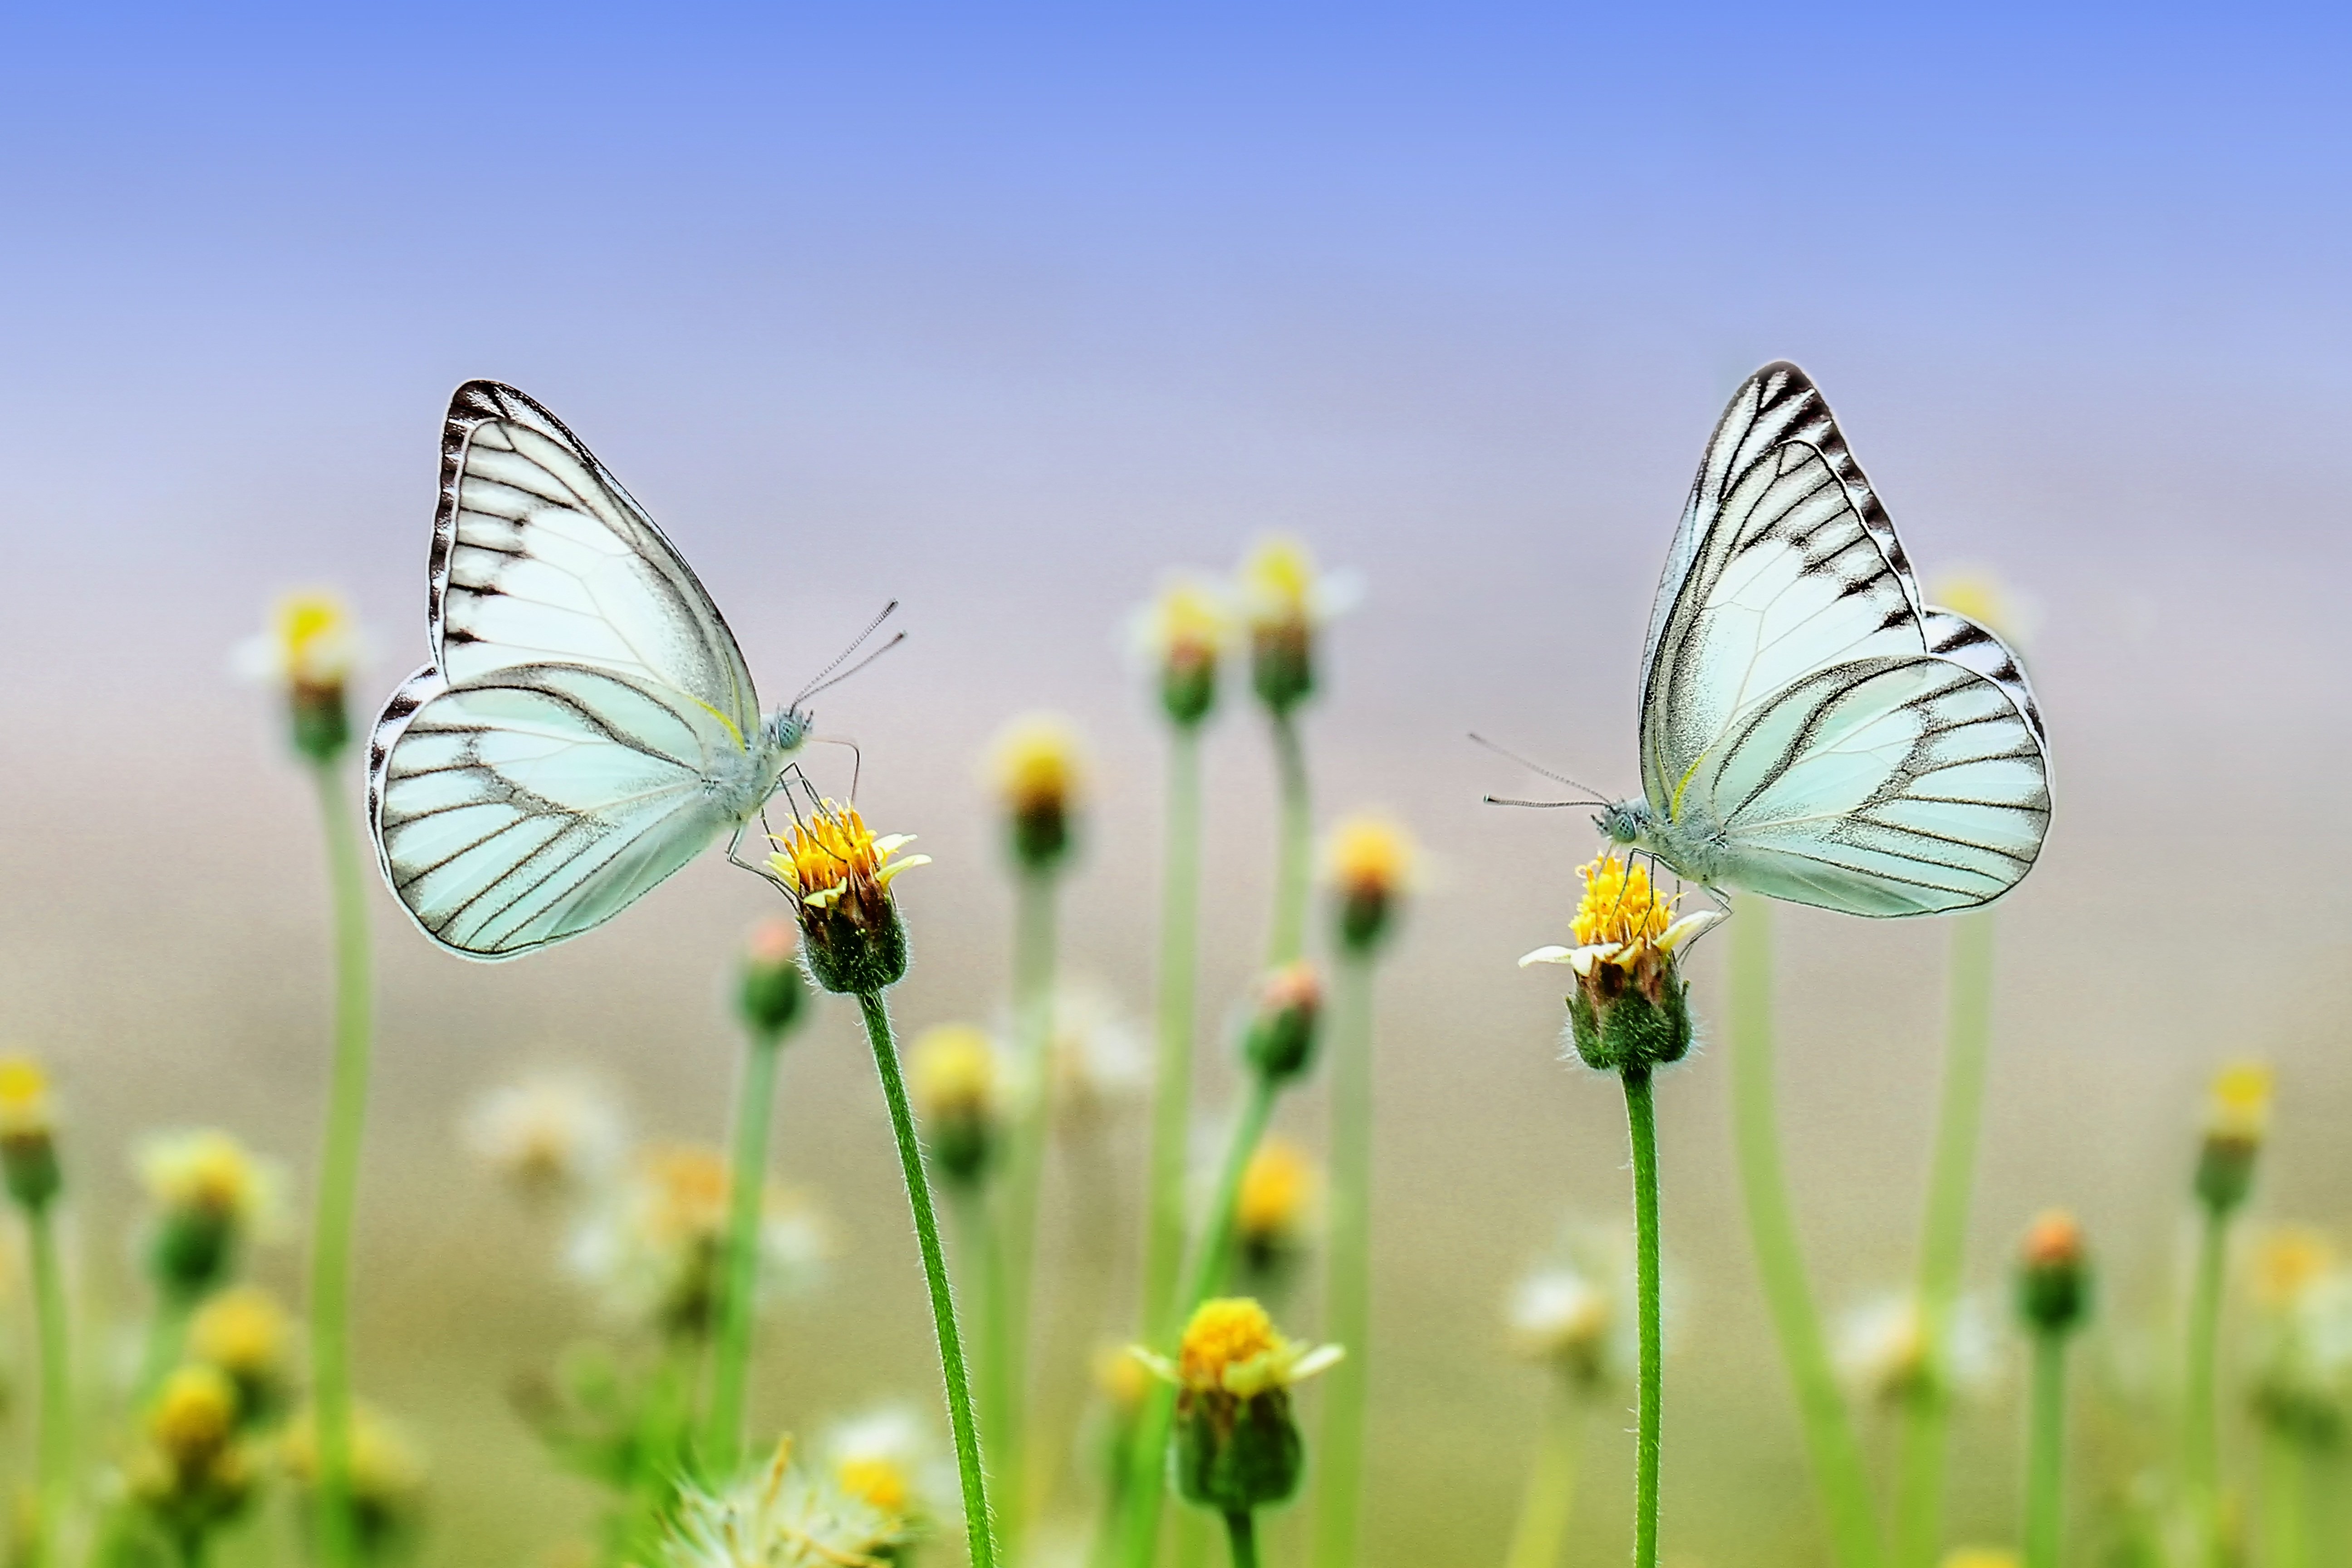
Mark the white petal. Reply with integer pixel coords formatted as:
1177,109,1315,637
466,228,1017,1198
1657,910,1725,953
1517,945,1575,968
1566,943,1622,975
1288,1343,1346,1382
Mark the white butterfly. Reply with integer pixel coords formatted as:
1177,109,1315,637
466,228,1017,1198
368,382,866,960
1592,362,2051,917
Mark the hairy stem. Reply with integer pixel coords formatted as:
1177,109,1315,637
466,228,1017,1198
1624,1067,1664,1568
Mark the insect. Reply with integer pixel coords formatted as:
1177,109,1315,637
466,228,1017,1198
1573,362,2052,917
368,382,891,959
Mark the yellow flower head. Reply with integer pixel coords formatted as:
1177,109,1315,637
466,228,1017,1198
1517,855,1718,1077
1928,569,2030,648
909,1025,1002,1122
2208,1061,2274,1143
1941,1551,2022,1568
190,1285,292,1382
138,1130,278,1226
2253,1226,2337,1311
1139,576,1230,671
1236,1137,1318,1247
1238,536,1320,633
769,801,927,914
0,1058,53,1139
1163,1298,1343,1401
264,590,361,691
835,1457,908,1519
1094,1343,1154,1414
988,714,1086,819
1573,854,1674,951
1327,815,1415,902
150,1365,239,1467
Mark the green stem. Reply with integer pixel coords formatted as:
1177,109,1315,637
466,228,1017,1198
28,1201,70,1566
1265,710,1311,968
996,865,1060,1541
1119,1073,1286,1568
1224,1511,1261,1568
1623,1067,1664,1568
956,1183,1017,1534
2260,1430,2308,1568
1728,904,1882,1568
2185,1200,2231,1533
1894,910,1999,1568
704,1027,786,1473
2024,1331,2068,1568
1309,952,1377,1568
136,1291,197,1405
307,759,373,1568
857,990,999,1568
1501,1384,1583,1568
1142,725,1205,1393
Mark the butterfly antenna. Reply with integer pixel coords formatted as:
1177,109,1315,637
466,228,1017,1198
1467,732,1613,801
791,601,900,708
1482,794,1607,809
797,633,906,705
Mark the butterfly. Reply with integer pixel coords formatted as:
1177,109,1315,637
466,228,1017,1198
368,382,885,959
1585,362,2052,917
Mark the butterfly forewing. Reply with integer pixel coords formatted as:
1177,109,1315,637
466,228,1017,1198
1637,363,2052,916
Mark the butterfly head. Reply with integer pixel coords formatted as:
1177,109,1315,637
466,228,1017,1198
764,707,815,755
1595,800,1648,847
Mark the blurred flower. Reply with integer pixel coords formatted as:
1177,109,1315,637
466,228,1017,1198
1926,568,2037,649
188,1284,294,1420
2014,1210,2092,1336
1324,814,1416,956
570,1145,829,1335
1519,854,1717,1074
235,590,366,762
462,1075,627,1201
1094,1343,1154,1421
2197,1061,2274,1213
1046,984,1149,1123
1836,1291,1998,1408
2252,1226,2337,1311
137,1129,286,1298
1939,1551,2021,1568
1132,573,1231,727
768,801,927,995
1242,963,1322,1085
1138,1298,1341,1514
822,1406,951,1529
1235,1137,1319,1279
2249,1227,2352,1449
0,1057,60,1211
1236,535,1359,716
127,1365,252,1539
908,1024,1005,1188
1506,1221,1638,1390
656,1440,904,1568
988,715,1086,873
284,1402,426,1556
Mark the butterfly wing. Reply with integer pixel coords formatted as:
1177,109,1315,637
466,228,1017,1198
1637,363,2050,916
370,662,750,959
430,381,761,737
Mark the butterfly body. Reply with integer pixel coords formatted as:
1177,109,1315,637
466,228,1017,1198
370,382,818,960
1606,363,2052,919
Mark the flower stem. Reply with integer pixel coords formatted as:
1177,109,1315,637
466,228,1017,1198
1894,910,1999,1568
307,759,373,1568
1310,951,1377,1568
1728,904,1882,1568
1118,1072,1285,1568
27,1201,71,1566
2259,1429,2308,1568
1501,1384,1583,1568
1623,1066,1664,1568
136,1291,196,1405
2185,1197,2231,1538
1223,1511,1261,1568
996,865,1061,1541
704,1026,786,1474
955,1183,1017,1538
1265,710,1311,968
2024,1330,2069,1568
857,990,999,1568
1141,725,1205,1400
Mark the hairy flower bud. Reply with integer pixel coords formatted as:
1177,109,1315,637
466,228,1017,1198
1243,963,1323,1084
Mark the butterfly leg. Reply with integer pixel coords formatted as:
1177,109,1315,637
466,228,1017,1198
724,819,794,893
804,735,866,802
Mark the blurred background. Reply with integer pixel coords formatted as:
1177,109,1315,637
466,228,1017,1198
1,3,2349,1564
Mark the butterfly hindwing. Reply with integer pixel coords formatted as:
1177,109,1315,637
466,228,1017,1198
370,661,744,960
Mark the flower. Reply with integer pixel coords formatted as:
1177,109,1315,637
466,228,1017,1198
188,1284,294,1416
2197,1060,2274,1212
2253,1226,2338,1311
235,590,365,762
1236,535,1353,715
739,917,812,1041
1235,1137,1319,1277
767,800,929,995
136,1129,287,1298
656,1440,905,1568
128,1365,252,1537
1509,1268,1617,1388
1940,1552,2021,1568
1519,854,1719,1074
0,1057,60,1211
1046,984,1150,1123
284,1403,426,1555
462,1075,627,1200
2015,1210,2093,1335
821,1406,948,1528
1325,814,1416,955
569,1145,831,1335
1927,568,2035,648
2250,1250,2352,1449
1133,573,1231,726
1137,1298,1341,1514
1094,1343,1154,1420
1836,1291,1998,1408
988,713,1087,872
909,1024,1005,1187
1243,963,1323,1084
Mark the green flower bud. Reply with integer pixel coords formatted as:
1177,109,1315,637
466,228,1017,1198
1243,964,1322,1085
2015,1211,2092,1336
989,716,1084,874
738,919,811,1040
0,1060,60,1213
1148,1299,1342,1516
